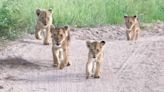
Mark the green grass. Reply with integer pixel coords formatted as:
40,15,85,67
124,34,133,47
0,0,164,40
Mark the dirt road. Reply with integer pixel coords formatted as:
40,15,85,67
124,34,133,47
0,22,164,92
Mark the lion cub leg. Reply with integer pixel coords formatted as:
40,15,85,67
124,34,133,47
52,48,60,68
94,62,101,78
35,27,42,40
128,30,135,40
126,30,130,40
134,29,140,41
95,56,103,78
132,30,136,41
44,27,51,45
59,47,69,69
86,58,93,79
65,47,70,67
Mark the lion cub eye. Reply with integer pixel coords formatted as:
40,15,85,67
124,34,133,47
130,21,133,24
90,48,94,51
97,49,100,52
53,34,56,37
41,16,45,19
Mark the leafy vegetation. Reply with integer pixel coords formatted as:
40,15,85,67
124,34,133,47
0,0,164,40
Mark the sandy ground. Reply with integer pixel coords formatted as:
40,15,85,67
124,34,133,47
0,22,164,92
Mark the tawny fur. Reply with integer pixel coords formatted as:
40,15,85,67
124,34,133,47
35,8,53,45
86,41,105,79
124,15,141,41
50,25,70,69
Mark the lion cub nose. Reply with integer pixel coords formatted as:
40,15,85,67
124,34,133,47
56,42,61,46
56,43,60,46
44,23,47,25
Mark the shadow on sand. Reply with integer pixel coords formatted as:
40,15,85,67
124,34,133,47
0,57,40,69
19,40,43,45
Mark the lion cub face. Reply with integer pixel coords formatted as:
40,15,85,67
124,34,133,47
124,15,137,29
51,26,69,47
86,41,105,58
36,9,53,26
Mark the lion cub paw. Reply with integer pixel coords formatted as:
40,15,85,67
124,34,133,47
67,62,71,66
43,42,50,45
94,76,100,79
52,64,58,67
35,36,42,40
86,76,89,79
59,63,65,69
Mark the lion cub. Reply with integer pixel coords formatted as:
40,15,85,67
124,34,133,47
50,25,70,69
124,15,141,41
35,8,53,45
86,41,105,79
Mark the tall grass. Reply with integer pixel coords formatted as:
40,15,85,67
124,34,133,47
0,0,164,40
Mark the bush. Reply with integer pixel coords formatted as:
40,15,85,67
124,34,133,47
0,0,28,40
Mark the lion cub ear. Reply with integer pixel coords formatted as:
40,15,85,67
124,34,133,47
133,15,138,21
86,41,91,48
36,9,41,16
124,16,128,18
50,25,55,34
64,26,69,30
100,41,105,46
48,8,53,14
63,26,69,36
133,15,137,20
